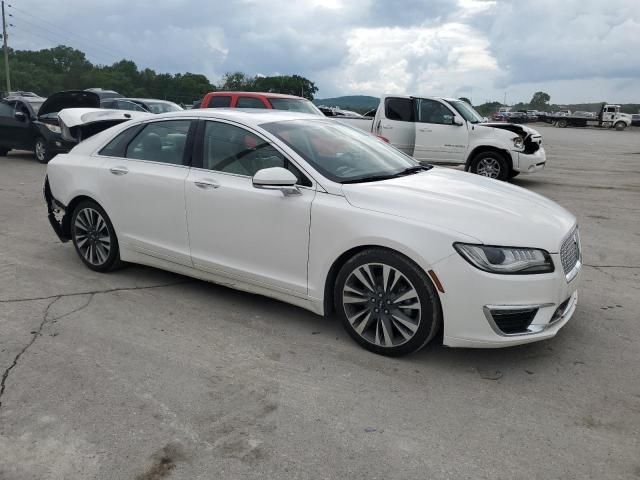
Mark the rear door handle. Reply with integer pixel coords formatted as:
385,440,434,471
419,128,432,132
194,179,220,190
109,166,129,175
382,125,393,129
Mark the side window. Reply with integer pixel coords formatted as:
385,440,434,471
206,96,231,108
385,98,414,122
0,101,14,117
418,99,455,125
202,121,311,186
236,97,267,109
117,100,147,112
98,124,143,157
101,100,116,109
125,120,191,165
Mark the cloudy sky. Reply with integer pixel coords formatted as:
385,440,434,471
8,0,640,103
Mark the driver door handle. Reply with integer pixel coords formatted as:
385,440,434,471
194,179,220,190
109,166,129,175
419,128,432,132
382,124,393,129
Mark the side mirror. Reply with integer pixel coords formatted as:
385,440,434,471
453,118,464,126
252,167,301,196
15,111,27,122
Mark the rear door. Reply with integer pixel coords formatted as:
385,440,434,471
413,98,468,164
97,119,194,266
373,96,415,156
0,101,33,149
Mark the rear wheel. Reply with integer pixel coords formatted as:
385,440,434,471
556,119,568,128
334,248,441,356
614,121,626,131
71,200,123,272
34,137,52,163
469,151,510,181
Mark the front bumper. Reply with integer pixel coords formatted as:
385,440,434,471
433,250,580,348
512,146,546,173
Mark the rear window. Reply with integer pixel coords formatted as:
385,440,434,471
237,97,267,109
385,98,414,122
206,96,232,108
268,98,322,115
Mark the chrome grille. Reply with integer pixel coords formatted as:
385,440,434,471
560,227,580,277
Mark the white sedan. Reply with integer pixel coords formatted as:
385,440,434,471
44,109,581,356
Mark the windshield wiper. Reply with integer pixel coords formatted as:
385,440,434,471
341,165,432,184
392,165,432,177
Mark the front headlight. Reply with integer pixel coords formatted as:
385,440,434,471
512,136,524,149
454,243,554,274
44,123,62,134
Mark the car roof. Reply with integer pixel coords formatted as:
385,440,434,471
143,108,325,127
207,91,309,100
122,98,178,104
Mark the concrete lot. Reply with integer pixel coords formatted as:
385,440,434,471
0,124,639,479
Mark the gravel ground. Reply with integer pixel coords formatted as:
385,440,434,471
0,124,639,479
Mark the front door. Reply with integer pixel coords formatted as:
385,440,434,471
413,98,468,164
185,120,315,294
374,96,416,156
98,119,193,266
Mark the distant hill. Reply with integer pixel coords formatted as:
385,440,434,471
313,95,379,113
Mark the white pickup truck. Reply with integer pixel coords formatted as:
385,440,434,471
337,95,546,181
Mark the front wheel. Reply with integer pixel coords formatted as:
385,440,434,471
614,121,626,131
71,200,123,272
334,248,441,356
469,151,510,181
34,137,52,164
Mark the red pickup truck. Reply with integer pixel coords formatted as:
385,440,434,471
199,91,323,116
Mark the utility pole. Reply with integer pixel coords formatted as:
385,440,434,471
1,1,10,93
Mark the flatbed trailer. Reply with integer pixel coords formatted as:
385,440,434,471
551,104,632,131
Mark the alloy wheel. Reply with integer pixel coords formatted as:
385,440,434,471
476,157,501,178
73,207,112,266
35,139,46,162
342,263,422,348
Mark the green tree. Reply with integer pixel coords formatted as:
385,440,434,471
529,91,551,111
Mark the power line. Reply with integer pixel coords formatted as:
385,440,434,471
7,3,127,60
10,13,119,64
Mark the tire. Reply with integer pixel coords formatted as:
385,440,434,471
614,121,626,131
71,200,123,272
509,170,520,179
469,150,510,181
34,137,53,163
557,119,568,128
334,248,442,357
0,147,9,156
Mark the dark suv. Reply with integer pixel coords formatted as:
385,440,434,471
0,90,100,162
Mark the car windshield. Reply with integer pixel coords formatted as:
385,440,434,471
27,101,44,114
268,98,323,116
261,119,424,183
144,101,183,113
448,100,484,124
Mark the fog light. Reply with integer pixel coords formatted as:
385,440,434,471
55,141,62,147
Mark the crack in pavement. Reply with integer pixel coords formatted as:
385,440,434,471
0,280,194,304
0,296,60,408
0,293,99,408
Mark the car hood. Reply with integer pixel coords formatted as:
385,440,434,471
341,168,575,252
38,90,101,116
479,122,541,138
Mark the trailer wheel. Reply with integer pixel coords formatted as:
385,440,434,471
557,119,568,128
614,121,626,131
